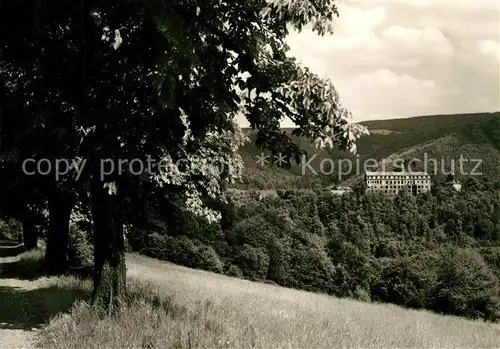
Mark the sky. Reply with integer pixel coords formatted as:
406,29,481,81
238,0,499,127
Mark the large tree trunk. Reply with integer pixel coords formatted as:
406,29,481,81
44,188,73,274
90,161,126,312
21,220,38,250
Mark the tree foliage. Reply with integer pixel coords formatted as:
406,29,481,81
136,181,500,321
0,0,367,310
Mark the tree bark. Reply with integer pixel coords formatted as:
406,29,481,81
21,220,38,250
44,188,74,274
90,161,126,312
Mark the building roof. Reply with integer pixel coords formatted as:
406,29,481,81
365,171,430,177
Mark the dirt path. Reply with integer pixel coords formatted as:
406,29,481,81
0,257,52,349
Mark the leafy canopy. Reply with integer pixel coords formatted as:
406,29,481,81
0,0,368,222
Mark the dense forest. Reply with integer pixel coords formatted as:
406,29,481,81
1,2,499,347
2,112,499,323
66,175,500,322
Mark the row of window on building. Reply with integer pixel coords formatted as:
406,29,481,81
368,179,428,185
365,171,432,196
368,175,430,179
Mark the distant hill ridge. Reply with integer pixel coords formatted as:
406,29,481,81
234,111,500,190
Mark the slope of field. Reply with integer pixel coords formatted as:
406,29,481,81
234,111,500,189
37,253,500,348
356,111,500,160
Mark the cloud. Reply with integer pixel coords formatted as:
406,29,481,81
381,26,447,46
334,4,387,33
287,13,455,72
287,4,387,54
381,25,454,60
368,0,499,10
287,28,378,57
477,39,500,61
355,69,436,89
237,0,499,129
334,70,440,122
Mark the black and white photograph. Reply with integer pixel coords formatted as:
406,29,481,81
0,0,499,348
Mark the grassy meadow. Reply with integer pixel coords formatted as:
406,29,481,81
29,253,500,349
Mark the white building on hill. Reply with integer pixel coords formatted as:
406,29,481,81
445,177,462,191
330,186,353,196
365,171,431,195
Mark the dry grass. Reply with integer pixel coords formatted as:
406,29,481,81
34,253,500,349
16,248,45,268
0,247,46,279
0,249,90,349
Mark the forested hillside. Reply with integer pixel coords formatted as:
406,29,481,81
235,112,500,189
124,177,500,322
2,0,499,346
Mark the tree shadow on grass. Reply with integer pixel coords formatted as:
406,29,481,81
0,257,94,281
0,259,45,280
0,282,90,330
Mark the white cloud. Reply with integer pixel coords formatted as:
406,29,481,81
477,39,500,61
381,25,454,60
334,4,387,33
286,5,387,54
472,97,500,111
382,25,447,45
368,0,499,10
333,69,441,123
236,0,499,128
394,59,422,67
287,28,376,57
356,69,436,89
287,20,455,72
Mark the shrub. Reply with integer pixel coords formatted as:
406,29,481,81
143,232,167,259
431,248,500,321
328,240,373,295
267,238,292,285
0,219,22,240
196,245,224,273
288,242,336,294
226,264,243,278
144,234,199,267
352,286,371,302
479,247,500,280
142,234,225,274
67,224,93,268
171,236,200,267
371,256,437,309
235,244,269,280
